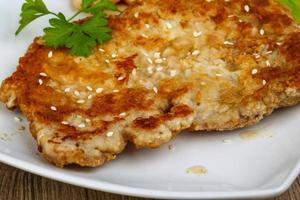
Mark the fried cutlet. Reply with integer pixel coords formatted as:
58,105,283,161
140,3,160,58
1,0,300,167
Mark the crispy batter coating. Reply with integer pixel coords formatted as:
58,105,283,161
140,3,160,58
1,0,300,167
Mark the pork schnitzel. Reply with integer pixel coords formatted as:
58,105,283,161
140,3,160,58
1,0,300,167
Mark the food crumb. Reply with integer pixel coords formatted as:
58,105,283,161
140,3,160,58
18,126,26,132
168,144,175,151
0,133,11,141
14,116,22,122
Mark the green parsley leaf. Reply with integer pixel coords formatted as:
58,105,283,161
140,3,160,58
278,0,300,23
16,0,50,35
83,0,117,15
66,30,97,56
81,13,112,43
16,0,116,57
81,0,96,10
43,17,75,48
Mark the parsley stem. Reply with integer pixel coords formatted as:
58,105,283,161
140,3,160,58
49,12,61,18
68,11,82,22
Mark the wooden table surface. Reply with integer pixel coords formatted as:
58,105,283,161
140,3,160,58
0,163,299,200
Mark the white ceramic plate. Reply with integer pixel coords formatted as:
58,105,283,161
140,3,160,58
0,1,299,199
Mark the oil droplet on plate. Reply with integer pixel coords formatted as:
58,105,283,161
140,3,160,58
240,130,258,140
186,165,207,175
240,128,275,140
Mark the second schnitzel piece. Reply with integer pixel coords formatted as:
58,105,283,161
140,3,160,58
1,0,300,167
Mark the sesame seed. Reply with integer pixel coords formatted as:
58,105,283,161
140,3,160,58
154,52,161,58
74,57,82,64
193,31,202,38
262,80,267,85
86,86,93,91
111,53,117,58
134,12,139,18
141,33,149,38
145,24,150,29
106,131,114,137
238,19,243,23
88,94,93,99
105,59,110,64
228,14,235,18
64,88,71,92
259,28,265,36
39,72,47,77
61,121,69,125
153,87,158,93
14,117,22,122
85,118,91,123
156,67,163,71
201,81,206,85
253,53,261,59
264,51,273,55
251,68,258,75
74,91,80,96
244,5,250,12
78,123,86,128
192,50,200,56
276,42,283,46
224,41,234,45
38,79,43,85
170,70,177,77
132,69,137,76
147,58,153,64
118,76,125,81
155,58,163,64
147,66,153,74
50,106,57,111
165,22,173,29
119,112,126,117
113,89,119,93
216,73,222,77
48,51,53,58
77,100,85,104
99,48,105,52
266,60,271,66
96,88,103,94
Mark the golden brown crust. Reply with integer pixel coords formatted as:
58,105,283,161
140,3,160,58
1,0,300,167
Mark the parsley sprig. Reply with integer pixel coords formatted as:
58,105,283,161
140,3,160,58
16,0,117,57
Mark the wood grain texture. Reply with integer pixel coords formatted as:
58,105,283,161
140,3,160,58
0,163,299,200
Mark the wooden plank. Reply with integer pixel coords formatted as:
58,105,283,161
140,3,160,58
0,163,299,200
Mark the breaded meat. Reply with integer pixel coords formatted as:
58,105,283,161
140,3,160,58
1,0,300,167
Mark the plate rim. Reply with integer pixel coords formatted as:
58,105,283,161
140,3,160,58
0,152,299,199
